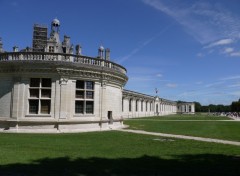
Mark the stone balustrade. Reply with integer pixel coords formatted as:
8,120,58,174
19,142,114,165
0,52,127,75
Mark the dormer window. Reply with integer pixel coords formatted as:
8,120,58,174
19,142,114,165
49,46,54,53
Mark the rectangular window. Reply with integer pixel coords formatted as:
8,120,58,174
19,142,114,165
29,78,51,115
49,46,54,53
75,101,84,114
29,100,39,114
42,78,51,87
30,89,39,98
76,90,84,99
76,80,84,89
129,99,132,112
86,101,94,114
41,89,51,98
30,78,40,87
86,91,94,99
75,80,94,114
86,81,94,90
136,100,138,112
41,100,51,114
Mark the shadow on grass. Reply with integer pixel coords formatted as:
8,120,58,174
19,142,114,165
0,154,240,176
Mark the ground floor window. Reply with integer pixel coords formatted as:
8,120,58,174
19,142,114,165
29,78,51,115
75,80,94,114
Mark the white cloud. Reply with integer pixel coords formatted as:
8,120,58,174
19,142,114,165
204,81,225,88
223,47,234,53
156,73,163,77
230,52,240,57
220,75,240,81
166,83,177,88
196,53,204,57
205,39,234,48
228,83,240,88
142,0,240,45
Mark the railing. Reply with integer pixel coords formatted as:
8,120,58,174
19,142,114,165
0,52,127,75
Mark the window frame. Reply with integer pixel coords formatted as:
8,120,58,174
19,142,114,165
75,80,94,115
28,78,52,115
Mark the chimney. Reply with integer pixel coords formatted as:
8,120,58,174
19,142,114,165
98,45,104,59
105,48,110,60
75,44,82,55
13,46,19,52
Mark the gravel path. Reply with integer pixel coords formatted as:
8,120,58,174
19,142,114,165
116,129,240,146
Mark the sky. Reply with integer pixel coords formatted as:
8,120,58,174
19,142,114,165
1,0,240,105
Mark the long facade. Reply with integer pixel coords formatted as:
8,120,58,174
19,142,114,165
0,19,195,133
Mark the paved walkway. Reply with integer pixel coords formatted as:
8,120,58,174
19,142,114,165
116,129,240,146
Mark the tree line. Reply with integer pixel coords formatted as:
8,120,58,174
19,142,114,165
194,99,240,112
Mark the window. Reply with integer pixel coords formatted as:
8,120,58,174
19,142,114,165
141,100,143,112
75,80,94,114
75,101,84,113
146,101,148,112
189,105,192,112
122,98,124,112
49,46,54,53
129,99,132,112
29,78,51,115
136,100,138,112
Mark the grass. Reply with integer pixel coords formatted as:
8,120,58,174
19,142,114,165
0,114,240,175
125,114,240,141
130,114,231,120
0,131,240,175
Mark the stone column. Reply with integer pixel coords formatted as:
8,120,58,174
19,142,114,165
59,78,71,119
11,78,20,119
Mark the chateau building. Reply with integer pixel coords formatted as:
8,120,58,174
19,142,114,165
0,19,195,133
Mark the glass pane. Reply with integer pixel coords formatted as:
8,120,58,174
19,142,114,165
76,80,84,89
86,81,94,90
41,100,51,114
86,91,94,99
29,100,39,114
30,78,40,87
75,101,84,113
76,90,84,99
42,78,51,87
86,101,93,114
41,89,51,98
30,89,39,98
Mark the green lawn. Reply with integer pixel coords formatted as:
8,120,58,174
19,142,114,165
0,131,240,175
0,114,240,175
130,114,231,120
125,114,240,141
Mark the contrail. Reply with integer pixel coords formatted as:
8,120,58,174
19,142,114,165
117,23,174,64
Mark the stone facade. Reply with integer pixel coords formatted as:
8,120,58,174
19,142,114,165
0,19,195,133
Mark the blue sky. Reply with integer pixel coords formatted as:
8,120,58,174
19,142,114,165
1,0,240,105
